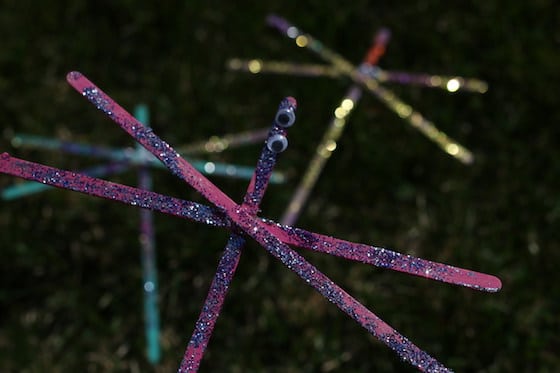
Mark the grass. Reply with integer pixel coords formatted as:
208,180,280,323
0,1,558,371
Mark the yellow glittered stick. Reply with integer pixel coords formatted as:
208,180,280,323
280,29,390,225
228,58,342,78
228,59,488,94
357,79,473,163
281,87,362,225
176,127,270,155
266,15,474,164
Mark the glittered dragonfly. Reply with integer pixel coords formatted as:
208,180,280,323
0,72,501,372
229,15,488,225
231,15,486,165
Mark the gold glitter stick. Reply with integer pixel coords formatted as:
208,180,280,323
228,59,488,94
281,87,362,225
228,58,342,78
280,29,389,225
176,127,270,155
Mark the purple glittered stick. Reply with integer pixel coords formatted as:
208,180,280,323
0,154,228,227
64,72,482,371
0,153,500,292
1,161,131,200
180,234,245,372
266,14,291,33
242,98,295,212
379,70,438,85
179,98,296,372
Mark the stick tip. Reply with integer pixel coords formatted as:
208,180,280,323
66,71,83,82
487,275,503,292
266,14,290,32
461,152,475,165
376,28,392,44
285,96,297,108
275,97,297,128
265,13,281,23
466,273,502,293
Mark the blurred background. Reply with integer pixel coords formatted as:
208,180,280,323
0,1,558,371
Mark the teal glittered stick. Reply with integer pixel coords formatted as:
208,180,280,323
135,104,161,364
3,126,284,200
7,135,284,184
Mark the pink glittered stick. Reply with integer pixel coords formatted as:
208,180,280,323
179,98,296,372
260,220,501,292
180,234,244,372
66,72,236,213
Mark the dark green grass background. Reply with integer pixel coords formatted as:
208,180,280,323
0,1,558,371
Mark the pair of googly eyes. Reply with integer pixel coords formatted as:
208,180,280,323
267,107,295,153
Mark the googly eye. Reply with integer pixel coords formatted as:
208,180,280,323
275,107,296,128
267,134,288,153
